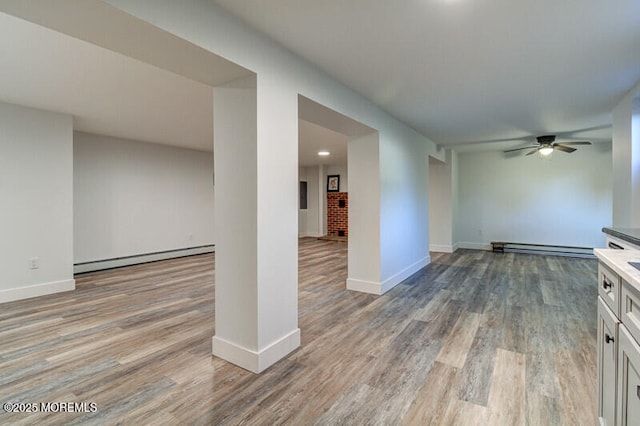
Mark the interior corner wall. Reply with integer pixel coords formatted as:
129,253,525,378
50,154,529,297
451,150,460,250
379,131,431,290
457,146,612,249
299,164,349,238
298,167,308,236
633,100,640,227
73,132,214,264
298,165,321,237
612,78,640,227
0,102,74,303
347,132,381,289
428,155,453,253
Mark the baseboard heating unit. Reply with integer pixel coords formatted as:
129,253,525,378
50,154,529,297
74,245,215,274
490,241,594,258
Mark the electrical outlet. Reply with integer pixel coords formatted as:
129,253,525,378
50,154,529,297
28,257,39,270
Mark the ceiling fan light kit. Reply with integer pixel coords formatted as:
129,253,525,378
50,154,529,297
504,135,592,157
539,146,554,156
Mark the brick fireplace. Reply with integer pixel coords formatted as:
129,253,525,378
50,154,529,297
327,192,348,237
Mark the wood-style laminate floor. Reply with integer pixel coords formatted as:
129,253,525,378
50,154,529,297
0,238,597,425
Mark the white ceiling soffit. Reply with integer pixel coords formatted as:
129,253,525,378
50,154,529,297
0,11,216,151
298,96,371,167
0,0,253,152
298,119,348,168
298,95,375,137
213,0,640,150
0,0,252,87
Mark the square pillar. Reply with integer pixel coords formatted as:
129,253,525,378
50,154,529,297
346,132,382,294
212,74,299,373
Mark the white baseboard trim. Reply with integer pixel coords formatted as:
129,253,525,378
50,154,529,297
382,255,431,293
298,233,323,238
346,278,383,295
457,242,492,251
74,245,215,274
212,328,300,374
0,279,75,304
347,255,431,296
430,244,454,253
452,242,460,252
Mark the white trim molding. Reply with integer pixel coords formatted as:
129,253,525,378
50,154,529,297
346,278,383,295
381,255,431,293
347,255,431,295
212,328,301,374
429,244,454,253
457,242,492,251
0,279,75,304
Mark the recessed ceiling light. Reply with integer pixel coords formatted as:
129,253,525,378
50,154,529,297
318,150,330,156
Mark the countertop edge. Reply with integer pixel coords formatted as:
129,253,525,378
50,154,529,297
594,248,640,291
602,227,640,247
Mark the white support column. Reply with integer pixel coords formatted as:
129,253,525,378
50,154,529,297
428,151,454,253
612,81,640,227
346,132,382,294
631,98,640,227
212,74,299,373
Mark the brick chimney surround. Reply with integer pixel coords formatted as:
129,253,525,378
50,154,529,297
327,192,348,237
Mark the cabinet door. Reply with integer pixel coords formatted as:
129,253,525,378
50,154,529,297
599,262,621,318
617,326,640,426
599,298,619,426
621,280,640,346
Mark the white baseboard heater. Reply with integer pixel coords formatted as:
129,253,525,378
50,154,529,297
490,241,594,258
74,245,215,274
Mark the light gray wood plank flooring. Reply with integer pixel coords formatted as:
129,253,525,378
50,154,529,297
0,238,597,424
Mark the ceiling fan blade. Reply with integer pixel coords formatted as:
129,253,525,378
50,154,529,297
554,145,577,153
555,141,591,146
504,145,539,153
525,148,539,156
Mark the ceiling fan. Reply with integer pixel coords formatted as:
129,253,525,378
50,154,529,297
504,135,591,156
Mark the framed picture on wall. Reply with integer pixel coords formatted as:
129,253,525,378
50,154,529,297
327,175,340,192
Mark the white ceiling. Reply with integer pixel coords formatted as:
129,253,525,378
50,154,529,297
298,120,348,167
1,1,639,160
0,8,349,162
213,0,640,150
0,11,216,151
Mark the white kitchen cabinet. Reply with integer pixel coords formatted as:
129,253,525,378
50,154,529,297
598,298,619,425
617,326,640,425
595,250,640,426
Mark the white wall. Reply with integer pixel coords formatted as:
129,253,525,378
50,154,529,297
299,163,350,237
347,132,381,291
612,77,640,227
325,164,348,192
104,0,443,295
612,84,635,226
457,146,612,249
634,101,640,226
322,164,347,235
379,130,431,287
0,102,74,302
73,132,214,263
429,155,453,252
298,166,321,237
451,150,460,249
